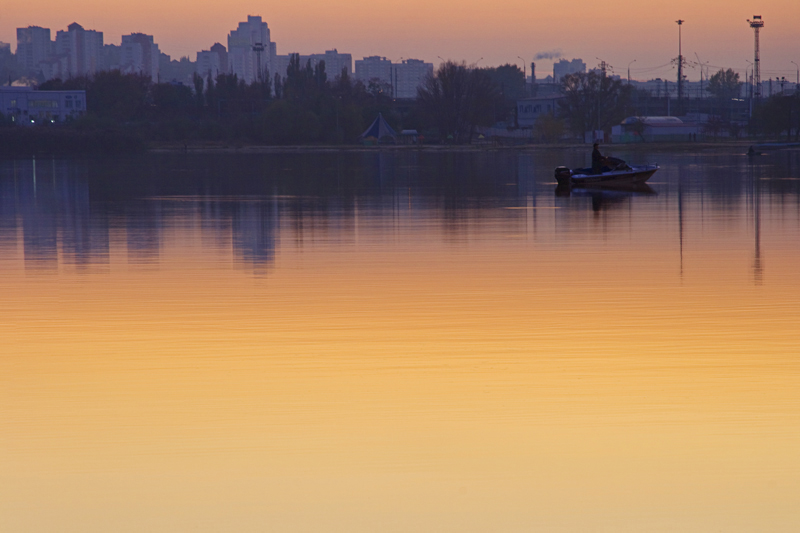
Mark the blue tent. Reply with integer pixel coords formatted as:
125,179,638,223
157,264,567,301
360,113,396,142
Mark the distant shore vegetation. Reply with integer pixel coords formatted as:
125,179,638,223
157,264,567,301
1,57,798,156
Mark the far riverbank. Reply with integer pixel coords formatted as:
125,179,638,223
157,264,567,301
148,140,760,155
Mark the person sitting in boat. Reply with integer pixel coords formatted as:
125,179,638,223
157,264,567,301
592,143,609,173
592,143,629,173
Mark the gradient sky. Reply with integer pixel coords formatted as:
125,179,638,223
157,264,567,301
3,0,799,82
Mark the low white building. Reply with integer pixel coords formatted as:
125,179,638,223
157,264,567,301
0,86,86,124
516,95,564,127
611,116,702,143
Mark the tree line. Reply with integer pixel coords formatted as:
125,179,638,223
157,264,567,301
0,58,534,148
2,57,797,153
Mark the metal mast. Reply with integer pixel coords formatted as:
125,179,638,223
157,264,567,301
676,20,684,101
252,42,265,82
748,16,764,99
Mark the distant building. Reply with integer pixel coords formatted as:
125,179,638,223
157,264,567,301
308,49,352,79
273,49,352,82
611,116,702,143
53,23,104,78
159,53,195,85
392,59,432,99
516,95,564,128
228,15,274,84
103,44,121,71
355,56,392,87
553,58,585,82
0,85,86,124
120,33,160,80
39,55,70,81
354,56,431,98
16,26,52,75
196,43,228,78
271,55,290,80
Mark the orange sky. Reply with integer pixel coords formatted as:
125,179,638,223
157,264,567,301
3,0,800,81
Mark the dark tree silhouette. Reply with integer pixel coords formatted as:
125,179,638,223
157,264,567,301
707,68,741,101
416,61,499,143
559,71,632,136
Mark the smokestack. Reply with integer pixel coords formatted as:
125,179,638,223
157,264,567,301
530,62,536,83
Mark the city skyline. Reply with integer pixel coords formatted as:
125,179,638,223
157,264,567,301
3,0,800,83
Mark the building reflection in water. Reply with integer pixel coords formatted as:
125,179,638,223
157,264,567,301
4,158,110,271
0,150,799,279
126,200,162,267
0,159,280,273
232,198,278,274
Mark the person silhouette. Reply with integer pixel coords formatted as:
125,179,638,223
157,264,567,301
592,142,608,173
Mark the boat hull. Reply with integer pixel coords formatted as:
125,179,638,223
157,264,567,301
555,165,659,188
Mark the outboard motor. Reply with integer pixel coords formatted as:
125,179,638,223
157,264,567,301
554,166,572,186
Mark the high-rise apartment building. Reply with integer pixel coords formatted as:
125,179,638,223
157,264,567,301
393,59,433,99
120,33,160,80
16,26,52,75
308,50,351,79
196,43,228,78
228,16,274,84
553,58,586,82
355,56,392,87
354,56,431,98
103,44,121,71
54,23,104,78
273,50,352,82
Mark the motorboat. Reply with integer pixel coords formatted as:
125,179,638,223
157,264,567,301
747,142,800,156
554,163,659,188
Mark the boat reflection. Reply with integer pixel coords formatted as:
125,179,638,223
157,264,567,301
555,183,656,211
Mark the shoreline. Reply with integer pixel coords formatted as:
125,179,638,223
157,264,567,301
148,140,761,154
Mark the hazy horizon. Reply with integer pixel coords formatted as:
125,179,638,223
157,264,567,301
4,0,799,83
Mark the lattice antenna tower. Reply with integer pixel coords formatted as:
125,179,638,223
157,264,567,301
748,16,764,99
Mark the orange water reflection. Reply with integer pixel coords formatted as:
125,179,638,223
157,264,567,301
2,154,800,531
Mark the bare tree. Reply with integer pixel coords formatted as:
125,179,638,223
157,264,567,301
559,71,632,137
417,61,499,143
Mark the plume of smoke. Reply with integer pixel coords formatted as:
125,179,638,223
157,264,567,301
534,50,563,61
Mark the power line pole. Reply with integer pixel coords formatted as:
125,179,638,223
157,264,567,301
676,20,684,102
748,16,764,100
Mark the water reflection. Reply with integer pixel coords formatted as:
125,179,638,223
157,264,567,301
3,149,800,531
0,149,798,281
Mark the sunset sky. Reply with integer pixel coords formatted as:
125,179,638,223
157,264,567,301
4,0,800,82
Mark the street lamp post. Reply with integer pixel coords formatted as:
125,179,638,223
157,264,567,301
792,61,799,90
676,20,685,101
627,59,636,84
518,56,528,96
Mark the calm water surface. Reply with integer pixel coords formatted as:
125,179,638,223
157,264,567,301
2,149,800,531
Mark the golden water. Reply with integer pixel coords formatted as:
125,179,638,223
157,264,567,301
1,152,799,531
